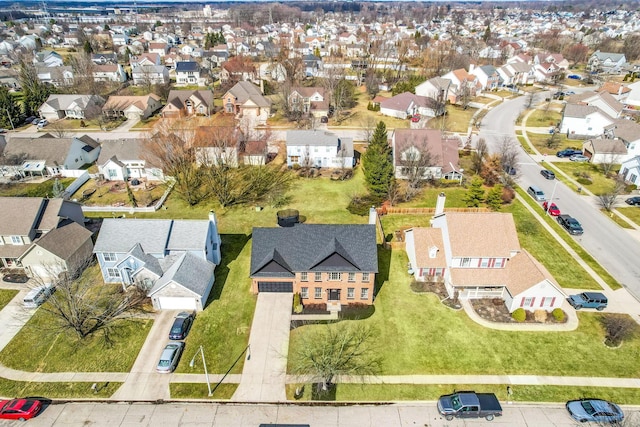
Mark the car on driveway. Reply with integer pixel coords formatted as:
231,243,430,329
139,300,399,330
566,398,623,423
625,196,640,206
411,114,421,123
0,398,43,420
570,154,589,162
567,292,608,310
156,342,185,373
557,214,583,235
24,116,36,125
31,117,41,125
556,149,582,158
542,201,561,216
37,119,48,128
169,311,195,340
540,169,555,180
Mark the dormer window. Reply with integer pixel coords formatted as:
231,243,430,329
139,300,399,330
428,246,438,259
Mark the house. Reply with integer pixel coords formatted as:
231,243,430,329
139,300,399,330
582,138,627,164
35,65,74,87
414,77,450,116
92,213,222,311
148,42,168,57
0,135,100,177
598,81,630,102
222,81,271,126
111,33,129,46
38,94,105,120
97,138,164,182
625,80,640,108
34,50,63,67
91,53,118,65
619,156,640,187
602,119,640,162
391,129,461,181
469,65,502,91
194,125,242,167
241,140,267,166
566,91,624,119
404,196,566,313
175,61,206,86
130,53,161,67
288,87,329,118
102,94,163,120
441,68,482,103
93,64,127,83
497,62,535,87
0,197,92,281
131,64,169,86
379,92,441,119
161,90,214,118
589,51,627,73
250,224,378,309
559,104,614,138
286,129,354,169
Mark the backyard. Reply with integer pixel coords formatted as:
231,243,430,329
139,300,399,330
72,178,168,208
0,178,75,198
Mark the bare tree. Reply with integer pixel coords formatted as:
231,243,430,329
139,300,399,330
524,89,536,110
498,136,520,179
398,137,435,200
601,314,638,347
48,120,71,138
599,151,622,177
68,52,98,95
470,138,488,174
597,179,625,212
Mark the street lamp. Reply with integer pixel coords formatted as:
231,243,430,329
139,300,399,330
189,345,212,396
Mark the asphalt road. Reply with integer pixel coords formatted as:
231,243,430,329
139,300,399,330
480,92,640,298
4,401,636,427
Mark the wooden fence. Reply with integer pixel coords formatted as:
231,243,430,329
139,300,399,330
377,207,489,215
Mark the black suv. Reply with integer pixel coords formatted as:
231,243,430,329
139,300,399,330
625,197,640,206
557,214,584,235
556,149,583,158
540,169,555,180
169,311,195,340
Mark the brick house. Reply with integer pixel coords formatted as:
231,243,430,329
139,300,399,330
250,224,378,310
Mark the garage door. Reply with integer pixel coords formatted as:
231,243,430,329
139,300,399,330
157,296,197,310
258,281,293,292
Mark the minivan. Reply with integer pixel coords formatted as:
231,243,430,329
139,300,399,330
527,185,546,201
23,286,52,308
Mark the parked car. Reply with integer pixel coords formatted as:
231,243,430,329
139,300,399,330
24,116,35,125
156,342,185,373
565,90,576,95
320,116,328,124
567,74,582,80
566,399,623,423
411,114,421,123
169,311,195,340
543,201,561,216
556,149,582,158
37,119,48,128
23,285,54,308
557,214,584,235
567,292,608,310
0,398,43,420
31,117,41,125
527,185,546,201
540,169,555,180
625,196,640,206
437,391,503,421
0,129,6,134
570,154,589,162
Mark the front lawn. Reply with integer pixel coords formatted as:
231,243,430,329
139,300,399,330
170,383,237,399
0,378,121,398
288,247,640,378
0,289,18,311
617,207,640,227
0,178,75,198
527,109,562,128
526,133,583,156
427,105,477,134
551,161,620,195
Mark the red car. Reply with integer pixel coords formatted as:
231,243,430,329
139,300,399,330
0,398,43,420
543,201,561,216
411,114,421,122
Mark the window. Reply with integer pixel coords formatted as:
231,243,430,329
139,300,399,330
103,252,117,262
314,272,322,282
347,288,355,299
301,287,309,298
360,288,369,300
329,272,341,281
300,272,308,282
461,258,471,267
480,258,489,268
314,287,322,299
495,258,504,268
290,156,299,163
106,268,121,279
348,272,355,282
10,236,22,245
362,272,370,282
522,297,533,307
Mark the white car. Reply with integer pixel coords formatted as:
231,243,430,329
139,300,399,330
37,119,48,128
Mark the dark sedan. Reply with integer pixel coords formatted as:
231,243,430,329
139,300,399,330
566,399,623,423
556,149,583,158
625,196,640,206
557,214,584,235
540,169,555,180
169,311,195,340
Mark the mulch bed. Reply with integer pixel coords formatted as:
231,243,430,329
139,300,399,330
470,298,568,324
411,280,462,310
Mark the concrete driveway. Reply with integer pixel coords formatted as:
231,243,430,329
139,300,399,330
0,289,35,352
111,310,177,401
232,292,293,402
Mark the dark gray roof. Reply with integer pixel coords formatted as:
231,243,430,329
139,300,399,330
28,221,93,260
148,252,215,297
97,139,143,165
166,90,214,109
250,224,378,277
563,104,603,119
176,61,199,72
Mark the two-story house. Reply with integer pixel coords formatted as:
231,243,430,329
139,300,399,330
392,129,461,181
161,90,214,118
222,81,271,126
0,197,93,281
288,87,329,118
175,61,205,86
93,213,222,311
286,129,354,169
250,224,378,310
131,64,169,86
93,64,127,83
404,195,565,313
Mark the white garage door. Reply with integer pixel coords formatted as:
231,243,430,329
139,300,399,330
158,297,197,310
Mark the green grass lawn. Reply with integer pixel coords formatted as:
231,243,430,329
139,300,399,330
289,247,640,379
380,214,433,241
0,178,75,198
0,308,151,372
0,378,121,398
0,289,18,311
132,115,161,129
551,162,620,195
527,109,562,127
427,105,477,134
617,207,640,227
330,89,409,131
170,383,237,399
72,179,167,208
527,133,583,156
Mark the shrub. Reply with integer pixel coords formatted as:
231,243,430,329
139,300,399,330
511,308,526,322
577,177,592,185
534,310,548,322
552,308,565,322
293,293,303,314
501,186,515,203
625,184,637,193
347,193,381,216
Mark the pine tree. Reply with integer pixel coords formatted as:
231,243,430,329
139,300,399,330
0,86,20,129
463,176,486,207
83,39,93,54
482,25,491,43
362,121,394,200
485,184,503,211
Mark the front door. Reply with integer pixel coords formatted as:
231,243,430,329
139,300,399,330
328,289,340,301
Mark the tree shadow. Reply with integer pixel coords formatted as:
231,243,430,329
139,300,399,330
374,244,391,296
311,383,337,401
204,233,250,307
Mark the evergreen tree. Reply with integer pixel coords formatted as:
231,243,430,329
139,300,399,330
362,121,394,200
485,184,503,211
482,25,491,43
0,87,20,129
83,39,93,54
463,176,486,207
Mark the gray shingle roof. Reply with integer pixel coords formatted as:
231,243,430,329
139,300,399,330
0,197,44,235
228,81,271,108
29,221,93,260
167,220,210,251
563,104,602,119
93,219,173,254
97,139,143,165
148,252,214,297
250,224,378,277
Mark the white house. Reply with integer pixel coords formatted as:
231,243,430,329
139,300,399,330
93,64,127,83
560,104,614,137
97,139,164,182
619,156,640,187
285,129,354,169
175,61,206,86
131,64,169,86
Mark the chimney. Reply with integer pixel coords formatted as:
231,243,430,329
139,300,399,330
368,206,378,225
434,192,446,217
208,210,217,226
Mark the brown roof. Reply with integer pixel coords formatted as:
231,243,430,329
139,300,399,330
103,94,160,111
94,64,119,72
0,197,44,235
409,227,447,268
445,212,520,258
599,81,630,95
29,221,93,260
587,138,628,154
393,129,460,172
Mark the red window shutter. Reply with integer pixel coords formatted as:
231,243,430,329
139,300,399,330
530,297,536,307
418,268,423,276
477,259,482,267
520,298,525,307
550,297,556,306
540,297,545,307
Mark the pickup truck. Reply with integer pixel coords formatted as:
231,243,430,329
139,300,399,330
437,391,503,421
